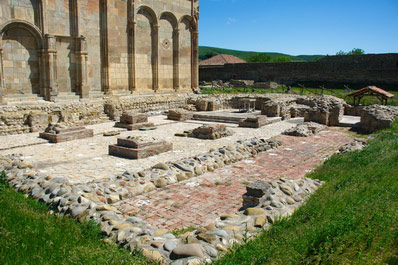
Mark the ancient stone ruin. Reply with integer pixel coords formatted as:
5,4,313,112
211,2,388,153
39,124,93,143
109,136,173,160
167,109,193,121
189,124,234,140
1,91,397,264
360,105,398,132
238,115,269,128
283,122,327,137
115,113,154,131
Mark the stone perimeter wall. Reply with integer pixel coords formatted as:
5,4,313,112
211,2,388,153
200,53,398,90
0,0,199,103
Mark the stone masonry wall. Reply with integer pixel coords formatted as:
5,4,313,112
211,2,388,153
200,53,398,90
0,0,199,102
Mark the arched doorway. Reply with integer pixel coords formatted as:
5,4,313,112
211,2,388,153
1,25,41,96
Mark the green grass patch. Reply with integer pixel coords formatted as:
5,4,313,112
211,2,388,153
171,226,197,236
214,122,398,264
0,171,154,265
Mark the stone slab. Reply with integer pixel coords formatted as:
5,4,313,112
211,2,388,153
39,128,94,143
238,115,269,128
109,142,173,159
167,110,193,121
114,122,154,131
189,124,233,140
54,126,87,134
192,110,262,124
117,138,167,149
339,115,361,128
120,113,148,124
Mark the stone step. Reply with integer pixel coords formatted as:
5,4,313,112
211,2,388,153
339,115,361,127
52,92,81,102
4,94,45,103
88,90,104,99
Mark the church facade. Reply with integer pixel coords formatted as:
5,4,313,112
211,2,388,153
0,0,199,102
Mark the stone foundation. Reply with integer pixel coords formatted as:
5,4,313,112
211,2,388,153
360,105,398,132
109,137,173,159
1,93,391,137
238,115,269,128
189,125,234,140
283,122,327,137
39,125,94,143
167,109,193,121
115,112,154,131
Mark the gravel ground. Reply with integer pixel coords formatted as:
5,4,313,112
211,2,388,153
0,113,303,183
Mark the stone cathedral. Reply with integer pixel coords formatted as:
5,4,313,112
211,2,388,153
0,0,199,102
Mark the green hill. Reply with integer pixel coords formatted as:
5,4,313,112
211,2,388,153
199,46,324,62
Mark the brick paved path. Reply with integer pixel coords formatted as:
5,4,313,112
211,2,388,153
115,129,353,230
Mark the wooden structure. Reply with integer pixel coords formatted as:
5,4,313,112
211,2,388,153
348,86,394,105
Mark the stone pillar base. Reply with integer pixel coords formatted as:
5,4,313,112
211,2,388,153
80,85,90,98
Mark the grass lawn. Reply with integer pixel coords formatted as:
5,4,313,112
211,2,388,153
214,122,398,265
0,172,153,265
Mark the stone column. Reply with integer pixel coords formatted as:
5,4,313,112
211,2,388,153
45,34,58,101
128,20,136,93
152,24,159,92
192,30,199,90
173,29,180,92
100,0,110,94
76,36,89,98
0,46,4,102
37,49,45,98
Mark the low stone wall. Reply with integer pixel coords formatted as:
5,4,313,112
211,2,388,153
360,105,398,132
104,94,193,120
0,100,108,135
0,94,276,135
260,95,345,126
1,93,386,136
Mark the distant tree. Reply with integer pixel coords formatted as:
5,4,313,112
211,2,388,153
246,53,272,62
205,52,217,59
273,56,292,62
347,48,365,55
336,50,347,56
336,48,365,56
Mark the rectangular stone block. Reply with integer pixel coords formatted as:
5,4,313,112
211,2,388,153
304,110,329,125
167,110,193,121
190,124,233,140
261,103,280,117
114,122,154,131
109,141,172,159
208,101,220,111
120,113,148,124
238,115,269,128
117,138,167,149
39,127,94,143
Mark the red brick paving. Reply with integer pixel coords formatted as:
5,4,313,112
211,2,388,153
116,129,353,230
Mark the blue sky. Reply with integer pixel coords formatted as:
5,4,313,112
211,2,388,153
198,0,398,55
